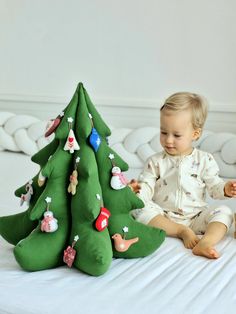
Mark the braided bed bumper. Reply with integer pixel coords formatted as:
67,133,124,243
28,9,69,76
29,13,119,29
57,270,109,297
0,112,235,178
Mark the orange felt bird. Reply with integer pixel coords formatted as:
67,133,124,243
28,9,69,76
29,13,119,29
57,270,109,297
112,233,139,252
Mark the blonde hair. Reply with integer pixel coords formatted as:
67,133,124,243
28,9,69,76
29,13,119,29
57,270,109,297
160,92,208,130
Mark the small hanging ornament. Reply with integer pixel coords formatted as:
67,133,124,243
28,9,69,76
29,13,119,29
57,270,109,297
68,157,80,195
88,113,101,152
63,235,79,267
95,207,111,232
94,194,111,232
108,154,128,190
41,197,58,233
64,117,80,154
112,226,139,252
20,180,33,206
38,170,46,187
45,112,64,137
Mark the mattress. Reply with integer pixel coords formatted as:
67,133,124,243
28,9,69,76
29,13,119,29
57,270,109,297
0,151,236,314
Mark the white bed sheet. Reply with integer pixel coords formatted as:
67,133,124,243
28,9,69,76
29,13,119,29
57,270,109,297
1,152,236,314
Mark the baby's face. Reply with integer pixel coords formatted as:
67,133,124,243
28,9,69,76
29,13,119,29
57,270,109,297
160,109,199,156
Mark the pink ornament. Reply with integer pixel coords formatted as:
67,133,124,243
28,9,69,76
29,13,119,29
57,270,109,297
63,235,79,267
112,233,139,252
63,246,76,268
41,211,58,233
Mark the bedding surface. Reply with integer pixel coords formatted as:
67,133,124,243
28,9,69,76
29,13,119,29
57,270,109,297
0,152,236,314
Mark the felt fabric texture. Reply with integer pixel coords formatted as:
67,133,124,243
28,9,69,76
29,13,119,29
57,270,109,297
69,85,112,276
0,82,165,275
0,140,59,246
14,99,78,270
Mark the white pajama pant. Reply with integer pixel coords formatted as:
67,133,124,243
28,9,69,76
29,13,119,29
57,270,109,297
131,204,233,234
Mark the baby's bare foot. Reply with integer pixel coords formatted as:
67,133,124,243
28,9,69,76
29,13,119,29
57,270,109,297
178,226,199,249
192,240,219,259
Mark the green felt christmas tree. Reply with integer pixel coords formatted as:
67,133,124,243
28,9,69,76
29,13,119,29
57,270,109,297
0,82,165,275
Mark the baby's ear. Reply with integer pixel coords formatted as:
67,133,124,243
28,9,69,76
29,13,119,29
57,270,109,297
193,128,202,140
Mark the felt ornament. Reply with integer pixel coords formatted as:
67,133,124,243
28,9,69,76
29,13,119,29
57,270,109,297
110,166,128,190
0,82,165,275
89,128,101,152
95,207,111,232
112,233,139,252
0,140,59,247
68,170,78,195
20,180,33,206
108,154,128,190
112,226,139,252
68,157,80,195
88,113,101,152
64,117,80,153
41,197,58,233
45,111,64,137
63,235,79,268
2,103,75,271
94,193,111,231
38,170,46,187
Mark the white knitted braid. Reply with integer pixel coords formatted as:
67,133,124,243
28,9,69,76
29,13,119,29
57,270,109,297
0,112,235,178
0,112,52,155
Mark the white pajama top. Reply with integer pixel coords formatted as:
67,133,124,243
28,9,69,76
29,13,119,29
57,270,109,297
138,148,226,221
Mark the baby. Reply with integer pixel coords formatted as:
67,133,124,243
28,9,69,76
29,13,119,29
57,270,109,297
131,92,236,259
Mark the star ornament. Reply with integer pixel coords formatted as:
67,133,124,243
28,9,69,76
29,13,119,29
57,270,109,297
96,194,101,200
74,235,79,242
67,117,73,123
108,153,115,160
123,226,129,233
45,197,52,204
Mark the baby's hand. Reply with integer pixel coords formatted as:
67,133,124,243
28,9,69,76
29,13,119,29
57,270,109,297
224,181,236,197
128,179,141,193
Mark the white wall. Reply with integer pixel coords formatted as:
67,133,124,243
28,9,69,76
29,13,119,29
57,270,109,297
0,0,235,130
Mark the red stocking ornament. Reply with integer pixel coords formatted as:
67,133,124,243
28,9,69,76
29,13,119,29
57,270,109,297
95,207,111,231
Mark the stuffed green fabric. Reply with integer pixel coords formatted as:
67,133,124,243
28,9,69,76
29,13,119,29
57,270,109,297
78,86,165,259
14,96,79,271
69,87,113,276
0,139,59,245
0,82,165,275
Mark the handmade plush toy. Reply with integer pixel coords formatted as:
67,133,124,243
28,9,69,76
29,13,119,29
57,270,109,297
68,169,78,195
0,139,59,246
0,83,165,275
